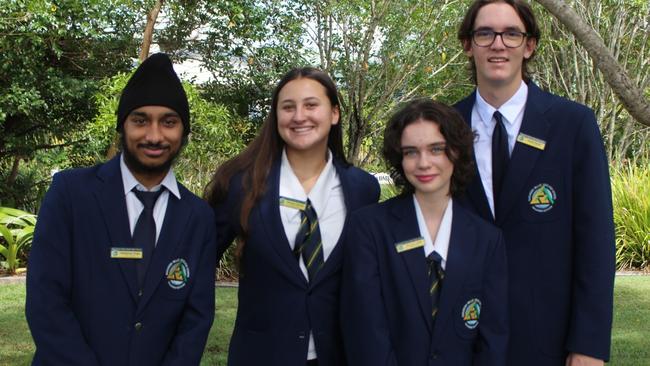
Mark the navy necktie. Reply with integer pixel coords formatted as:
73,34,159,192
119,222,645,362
427,251,445,324
293,199,324,281
492,111,510,219
132,188,164,287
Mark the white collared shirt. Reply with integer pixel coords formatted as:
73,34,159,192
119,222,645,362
279,148,345,360
413,195,453,270
120,155,180,244
472,81,528,217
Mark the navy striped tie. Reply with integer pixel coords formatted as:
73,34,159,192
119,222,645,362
293,199,324,280
427,251,445,323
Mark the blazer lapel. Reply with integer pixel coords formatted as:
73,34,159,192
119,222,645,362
456,93,494,222
93,156,139,303
390,196,433,333
496,83,550,225
259,160,307,287
433,201,477,342
308,160,352,287
138,190,191,311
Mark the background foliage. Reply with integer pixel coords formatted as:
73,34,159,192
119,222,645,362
0,0,648,271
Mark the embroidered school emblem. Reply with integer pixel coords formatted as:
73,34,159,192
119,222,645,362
461,298,481,329
528,183,557,212
166,258,190,289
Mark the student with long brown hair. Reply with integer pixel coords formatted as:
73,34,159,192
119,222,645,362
205,67,380,366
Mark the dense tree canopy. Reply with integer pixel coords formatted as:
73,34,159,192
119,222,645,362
0,0,147,206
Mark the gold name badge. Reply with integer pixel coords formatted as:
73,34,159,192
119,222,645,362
516,133,546,151
395,238,425,253
279,196,307,210
111,247,143,259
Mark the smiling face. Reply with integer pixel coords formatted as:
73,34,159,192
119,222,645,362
122,105,184,186
464,2,536,90
276,77,340,156
400,119,454,201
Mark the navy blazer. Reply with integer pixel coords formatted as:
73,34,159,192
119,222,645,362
341,196,508,366
454,82,616,365
214,158,380,366
26,156,217,366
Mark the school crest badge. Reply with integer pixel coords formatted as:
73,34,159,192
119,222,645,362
462,298,481,329
166,258,190,289
528,183,556,212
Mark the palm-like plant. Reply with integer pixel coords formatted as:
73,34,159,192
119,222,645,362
0,207,37,274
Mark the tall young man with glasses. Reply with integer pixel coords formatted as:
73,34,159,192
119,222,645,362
454,1,615,365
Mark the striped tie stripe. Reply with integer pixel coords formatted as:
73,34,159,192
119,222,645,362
294,199,324,280
427,251,444,321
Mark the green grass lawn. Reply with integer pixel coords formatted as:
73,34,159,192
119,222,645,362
1,277,648,365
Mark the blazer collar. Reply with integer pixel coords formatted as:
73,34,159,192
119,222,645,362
456,93,493,221
137,187,192,312
389,195,434,332
456,82,551,224
95,155,193,308
258,159,307,288
494,82,550,224
94,155,139,302
432,201,477,342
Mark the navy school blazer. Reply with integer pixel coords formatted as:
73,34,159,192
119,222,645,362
214,158,380,366
26,155,217,366
454,82,616,365
341,196,508,365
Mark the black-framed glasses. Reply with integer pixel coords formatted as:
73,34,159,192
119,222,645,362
471,29,530,48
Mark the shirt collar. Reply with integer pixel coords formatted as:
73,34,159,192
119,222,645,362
279,148,337,219
475,80,528,128
413,195,453,266
120,154,180,198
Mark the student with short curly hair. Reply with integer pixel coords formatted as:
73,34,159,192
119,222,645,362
341,98,508,365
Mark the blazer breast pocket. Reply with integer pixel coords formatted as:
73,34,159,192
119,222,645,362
156,257,193,300
454,295,482,340
519,171,565,223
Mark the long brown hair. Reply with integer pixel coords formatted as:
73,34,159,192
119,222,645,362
204,67,347,257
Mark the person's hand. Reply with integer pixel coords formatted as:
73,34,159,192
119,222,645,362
566,353,604,366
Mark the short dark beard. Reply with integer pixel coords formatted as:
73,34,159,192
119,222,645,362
120,133,182,178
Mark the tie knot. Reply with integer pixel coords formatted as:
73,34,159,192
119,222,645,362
426,251,443,266
302,199,317,220
493,110,503,122
133,188,164,210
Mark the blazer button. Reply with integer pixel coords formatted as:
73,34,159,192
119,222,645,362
138,289,143,297
134,322,143,331
298,331,306,339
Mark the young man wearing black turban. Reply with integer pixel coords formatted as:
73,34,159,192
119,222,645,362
26,53,217,366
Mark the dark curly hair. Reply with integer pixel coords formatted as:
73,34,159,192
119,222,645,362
382,98,475,197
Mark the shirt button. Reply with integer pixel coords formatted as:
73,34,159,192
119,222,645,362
134,322,143,331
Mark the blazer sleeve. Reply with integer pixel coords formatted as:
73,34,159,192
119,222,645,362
475,229,509,366
565,108,616,360
213,175,242,262
25,173,101,365
162,210,217,366
341,213,398,366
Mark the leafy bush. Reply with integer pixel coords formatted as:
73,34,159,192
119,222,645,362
0,207,36,274
611,162,650,270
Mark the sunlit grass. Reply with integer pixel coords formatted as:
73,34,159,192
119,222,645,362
1,278,648,365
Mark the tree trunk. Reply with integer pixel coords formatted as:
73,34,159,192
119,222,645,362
534,0,650,127
139,0,164,62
